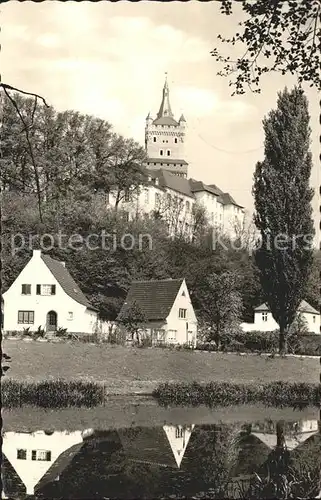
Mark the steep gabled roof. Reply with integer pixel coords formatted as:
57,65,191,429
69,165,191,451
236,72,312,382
1,453,26,498
299,299,320,315
117,278,184,322
41,254,97,311
118,427,178,468
35,442,84,492
255,300,319,315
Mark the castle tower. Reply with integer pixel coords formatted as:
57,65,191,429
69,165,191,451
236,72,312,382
145,75,188,178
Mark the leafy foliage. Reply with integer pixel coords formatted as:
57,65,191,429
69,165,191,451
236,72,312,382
197,271,243,347
118,301,147,343
212,0,321,94
253,87,314,354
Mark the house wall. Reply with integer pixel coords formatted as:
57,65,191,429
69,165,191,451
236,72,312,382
302,311,320,334
2,431,84,495
165,279,198,346
163,424,195,467
223,205,245,239
241,310,320,334
107,181,245,241
2,252,98,334
145,122,186,160
194,191,222,230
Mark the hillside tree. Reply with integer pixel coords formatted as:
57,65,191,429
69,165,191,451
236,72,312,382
253,86,314,354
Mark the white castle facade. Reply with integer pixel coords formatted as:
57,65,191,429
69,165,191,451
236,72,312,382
109,76,245,239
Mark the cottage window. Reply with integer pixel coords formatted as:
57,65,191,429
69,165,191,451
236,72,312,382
174,138,178,144
17,449,27,460
153,137,156,142
175,427,184,438
18,310,34,324
36,284,56,296
167,330,177,341
21,284,31,295
167,150,171,156
68,312,73,320
124,190,130,202
160,149,164,156
144,189,149,204
186,201,190,212
32,450,52,461
123,211,130,222
179,308,187,319
262,312,268,322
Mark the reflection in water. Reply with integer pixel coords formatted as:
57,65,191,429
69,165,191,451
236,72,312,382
1,420,320,499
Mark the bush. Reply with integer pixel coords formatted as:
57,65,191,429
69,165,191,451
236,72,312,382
2,379,104,408
153,381,320,408
196,330,321,356
107,326,126,345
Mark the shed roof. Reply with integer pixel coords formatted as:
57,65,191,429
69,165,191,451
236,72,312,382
117,278,184,322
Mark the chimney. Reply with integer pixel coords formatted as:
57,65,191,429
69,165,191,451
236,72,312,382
33,249,41,258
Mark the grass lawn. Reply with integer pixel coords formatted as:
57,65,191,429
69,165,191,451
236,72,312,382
3,340,319,394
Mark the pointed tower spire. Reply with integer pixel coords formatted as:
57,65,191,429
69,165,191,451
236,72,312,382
157,73,173,119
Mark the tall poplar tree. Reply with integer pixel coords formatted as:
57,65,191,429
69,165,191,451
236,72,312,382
253,87,314,354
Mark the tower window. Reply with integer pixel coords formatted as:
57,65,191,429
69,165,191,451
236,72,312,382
167,150,171,156
160,150,163,156
153,137,156,142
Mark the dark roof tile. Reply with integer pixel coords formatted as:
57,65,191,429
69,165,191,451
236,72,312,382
117,278,184,321
153,116,179,126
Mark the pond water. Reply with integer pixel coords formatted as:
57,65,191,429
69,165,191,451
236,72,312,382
2,398,320,499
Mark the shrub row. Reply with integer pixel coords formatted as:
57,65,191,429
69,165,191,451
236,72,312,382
152,381,320,408
2,379,104,408
197,331,321,356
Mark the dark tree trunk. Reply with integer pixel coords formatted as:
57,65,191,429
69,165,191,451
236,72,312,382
276,420,286,449
279,326,288,355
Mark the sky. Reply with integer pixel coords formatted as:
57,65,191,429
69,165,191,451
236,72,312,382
1,1,319,227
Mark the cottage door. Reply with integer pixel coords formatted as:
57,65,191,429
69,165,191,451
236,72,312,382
46,311,57,332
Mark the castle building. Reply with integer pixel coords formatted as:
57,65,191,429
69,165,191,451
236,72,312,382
108,76,245,239
145,75,188,178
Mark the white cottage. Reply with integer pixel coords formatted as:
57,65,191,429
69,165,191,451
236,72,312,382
117,278,198,346
2,430,92,497
2,249,99,335
241,300,320,334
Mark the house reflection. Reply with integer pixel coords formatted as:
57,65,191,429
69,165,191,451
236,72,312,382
118,424,195,468
1,420,319,499
2,429,93,498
